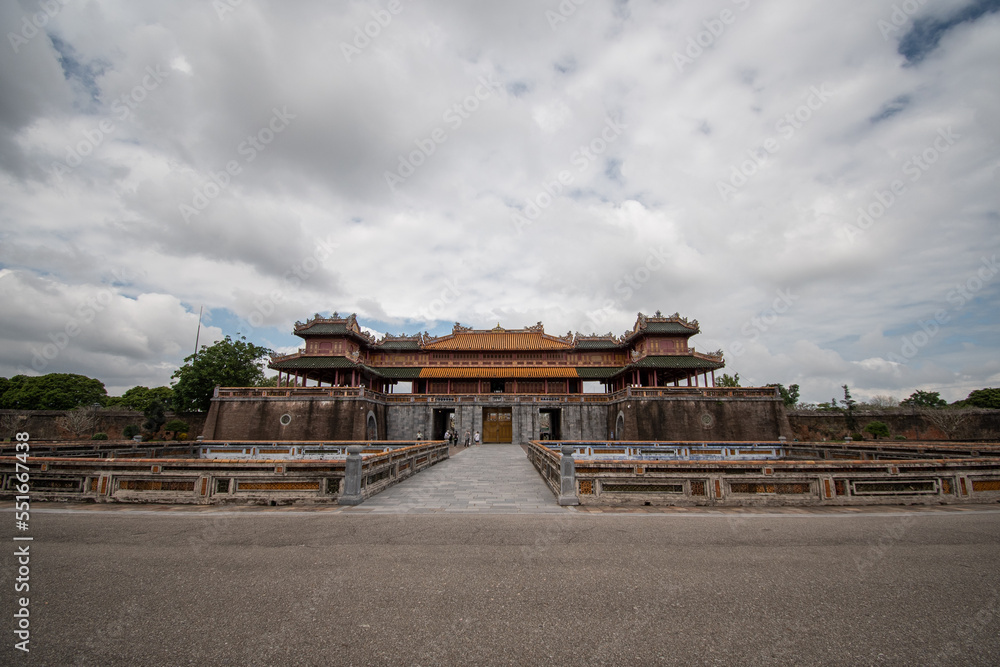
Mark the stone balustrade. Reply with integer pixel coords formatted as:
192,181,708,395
0,441,449,506
528,440,1000,507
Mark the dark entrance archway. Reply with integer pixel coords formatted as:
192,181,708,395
433,408,455,440
539,408,561,440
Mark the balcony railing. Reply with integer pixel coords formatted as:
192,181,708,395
214,386,779,401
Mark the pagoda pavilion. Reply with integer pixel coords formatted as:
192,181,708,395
268,311,725,395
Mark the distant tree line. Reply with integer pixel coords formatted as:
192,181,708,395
1,334,273,414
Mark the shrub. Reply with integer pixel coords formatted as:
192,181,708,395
864,421,891,439
164,419,190,433
122,425,140,439
91,432,109,440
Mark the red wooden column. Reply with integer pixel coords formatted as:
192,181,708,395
711,369,716,386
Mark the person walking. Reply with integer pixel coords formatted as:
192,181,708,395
473,430,480,446
464,430,471,447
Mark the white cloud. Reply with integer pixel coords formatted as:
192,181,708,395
0,0,997,403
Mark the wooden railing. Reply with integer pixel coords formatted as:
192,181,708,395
214,386,780,401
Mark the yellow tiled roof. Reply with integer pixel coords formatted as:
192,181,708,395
423,331,573,351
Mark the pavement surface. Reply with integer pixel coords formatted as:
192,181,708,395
346,445,565,514
3,445,1000,665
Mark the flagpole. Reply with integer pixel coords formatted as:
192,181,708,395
194,306,203,357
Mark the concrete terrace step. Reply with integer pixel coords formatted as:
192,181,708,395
345,445,567,514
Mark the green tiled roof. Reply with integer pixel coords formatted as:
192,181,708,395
626,355,723,370
576,367,623,380
373,367,423,379
270,356,359,370
575,339,623,349
376,340,422,350
629,322,698,337
295,322,350,335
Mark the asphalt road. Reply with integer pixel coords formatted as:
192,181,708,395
3,505,1000,666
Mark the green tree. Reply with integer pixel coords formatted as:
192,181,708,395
842,385,859,432
142,399,167,435
716,373,741,387
171,335,273,411
901,390,947,408
106,386,175,412
960,388,1000,409
122,424,140,439
864,421,891,439
766,383,800,407
0,374,107,410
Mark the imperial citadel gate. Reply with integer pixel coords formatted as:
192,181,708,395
202,312,792,443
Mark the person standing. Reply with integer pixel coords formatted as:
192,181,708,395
464,430,471,447
473,430,480,446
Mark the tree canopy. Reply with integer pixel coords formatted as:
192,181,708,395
901,390,947,408
0,373,107,410
171,335,273,411
766,383,799,407
105,386,175,412
958,388,1000,409
716,373,740,387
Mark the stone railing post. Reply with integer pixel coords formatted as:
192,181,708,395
339,445,365,506
559,445,579,506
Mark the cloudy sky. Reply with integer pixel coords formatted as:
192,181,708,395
1,0,998,402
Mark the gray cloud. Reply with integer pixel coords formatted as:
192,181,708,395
0,0,997,402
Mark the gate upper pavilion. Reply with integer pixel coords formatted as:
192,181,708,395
202,312,792,443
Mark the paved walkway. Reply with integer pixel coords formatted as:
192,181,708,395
345,445,567,513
